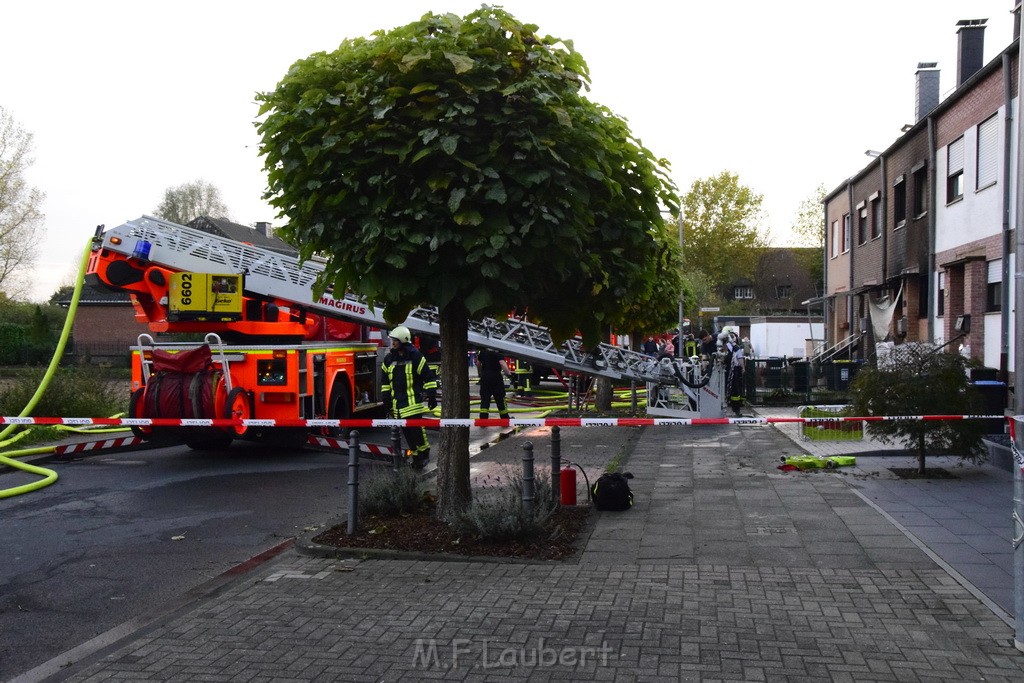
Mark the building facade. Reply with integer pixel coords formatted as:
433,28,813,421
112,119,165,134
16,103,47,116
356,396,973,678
823,13,1019,389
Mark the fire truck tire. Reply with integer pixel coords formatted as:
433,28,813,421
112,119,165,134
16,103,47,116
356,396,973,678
128,388,153,440
224,387,253,437
326,382,352,437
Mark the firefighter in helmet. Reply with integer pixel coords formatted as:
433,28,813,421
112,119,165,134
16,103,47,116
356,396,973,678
381,326,438,469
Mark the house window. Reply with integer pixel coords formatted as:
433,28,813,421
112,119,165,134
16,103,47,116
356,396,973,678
843,213,851,252
733,286,753,300
947,136,964,203
830,220,840,258
893,175,906,226
870,195,882,239
977,114,998,190
912,163,927,217
776,284,791,298
857,204,868,244
987,259,1002,312
937,271,945,317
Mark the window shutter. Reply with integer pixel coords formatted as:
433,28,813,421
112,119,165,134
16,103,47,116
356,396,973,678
977,115,998,188
948,137,965,174
988,259,1002,283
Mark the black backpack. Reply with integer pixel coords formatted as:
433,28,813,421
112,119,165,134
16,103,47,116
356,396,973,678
591,472,634,511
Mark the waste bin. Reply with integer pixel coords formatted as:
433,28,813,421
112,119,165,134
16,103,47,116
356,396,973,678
969,380,1007,434
765,357,785,389
791,360,811,394
827,358,860,389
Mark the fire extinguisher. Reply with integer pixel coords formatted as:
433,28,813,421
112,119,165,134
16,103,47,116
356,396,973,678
560,466,577,505
560,460,592,506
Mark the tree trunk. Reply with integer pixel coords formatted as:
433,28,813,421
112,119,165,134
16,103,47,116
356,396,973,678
436,300,471,521
594,324,614,411
917,433,926,475
595,376,613,411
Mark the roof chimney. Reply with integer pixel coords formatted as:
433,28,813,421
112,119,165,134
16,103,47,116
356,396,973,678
956,19,987,87
254,221,273,238
915,62,940,121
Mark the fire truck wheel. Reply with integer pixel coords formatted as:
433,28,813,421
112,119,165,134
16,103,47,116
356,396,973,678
326,385,352,437
224,388,252,436
128,388,153,440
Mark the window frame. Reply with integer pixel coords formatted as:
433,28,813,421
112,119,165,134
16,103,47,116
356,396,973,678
893,174,907,227
946,136,965,204
986,259,1002,312
937,271,945,317
869,192,882,240
911,161,927,218
733,285,753,300
857,202,868,245
976,114,998,191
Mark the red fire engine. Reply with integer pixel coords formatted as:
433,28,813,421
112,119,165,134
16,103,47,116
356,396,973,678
87,215,725,450
88,217,388,449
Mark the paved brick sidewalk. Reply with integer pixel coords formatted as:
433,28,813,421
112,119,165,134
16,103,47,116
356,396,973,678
45,422,1024,681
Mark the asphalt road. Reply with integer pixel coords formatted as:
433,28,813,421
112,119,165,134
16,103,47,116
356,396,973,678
0,434,395,681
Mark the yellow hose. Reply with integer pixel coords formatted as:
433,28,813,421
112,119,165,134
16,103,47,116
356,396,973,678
0,237,92,497
0,453,59,498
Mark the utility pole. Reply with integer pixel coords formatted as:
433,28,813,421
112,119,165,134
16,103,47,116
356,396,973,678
1014,21,1024,653
677,211,686,357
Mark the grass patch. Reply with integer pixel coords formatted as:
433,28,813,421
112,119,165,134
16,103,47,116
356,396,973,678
799,406,864,442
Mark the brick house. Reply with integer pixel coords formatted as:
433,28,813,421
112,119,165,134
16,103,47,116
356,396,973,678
822,13,1019,390
730,247,822,315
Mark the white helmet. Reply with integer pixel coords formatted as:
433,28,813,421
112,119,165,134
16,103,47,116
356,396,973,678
389,326,412,343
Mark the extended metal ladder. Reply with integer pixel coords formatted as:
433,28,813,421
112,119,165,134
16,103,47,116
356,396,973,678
97,216,717,401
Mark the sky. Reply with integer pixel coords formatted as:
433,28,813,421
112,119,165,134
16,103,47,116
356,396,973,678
2,0,1019,303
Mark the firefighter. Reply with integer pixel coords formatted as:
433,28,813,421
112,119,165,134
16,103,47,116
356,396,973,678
381,326,438,469
474,347,512,419
726,333,746,416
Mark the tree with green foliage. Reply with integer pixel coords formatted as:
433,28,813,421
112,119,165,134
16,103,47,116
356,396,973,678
680,171,767,298
849,344,988,475
257,7,677,518
789,183,826,286
154,179,231,225
0,106,46,299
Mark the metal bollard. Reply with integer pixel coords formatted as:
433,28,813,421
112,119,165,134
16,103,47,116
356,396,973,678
391,426,403,470
348,430,360,535
1013,418,1024,651
522,441,535,518
551,426,561,509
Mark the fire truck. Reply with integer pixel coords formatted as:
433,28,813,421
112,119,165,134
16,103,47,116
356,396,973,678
87,216,728,449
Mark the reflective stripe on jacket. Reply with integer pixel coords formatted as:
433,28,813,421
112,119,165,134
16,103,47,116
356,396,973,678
381,343,438,418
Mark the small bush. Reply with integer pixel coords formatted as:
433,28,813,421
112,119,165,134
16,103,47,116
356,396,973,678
358,466,425,517
451,466,554,543
0,366,127,419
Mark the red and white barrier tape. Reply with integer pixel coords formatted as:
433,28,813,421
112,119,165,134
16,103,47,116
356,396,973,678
0,414,1011,429
307,435,395,458
53,436,147,455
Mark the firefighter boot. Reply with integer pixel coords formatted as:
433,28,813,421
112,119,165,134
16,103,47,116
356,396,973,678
413,449,430,470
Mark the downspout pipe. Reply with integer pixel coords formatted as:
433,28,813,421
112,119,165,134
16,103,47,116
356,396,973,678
880,154,888,287
821,197,829,353
1000,50,1013,384
928,115,937,342
847,180,856,356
